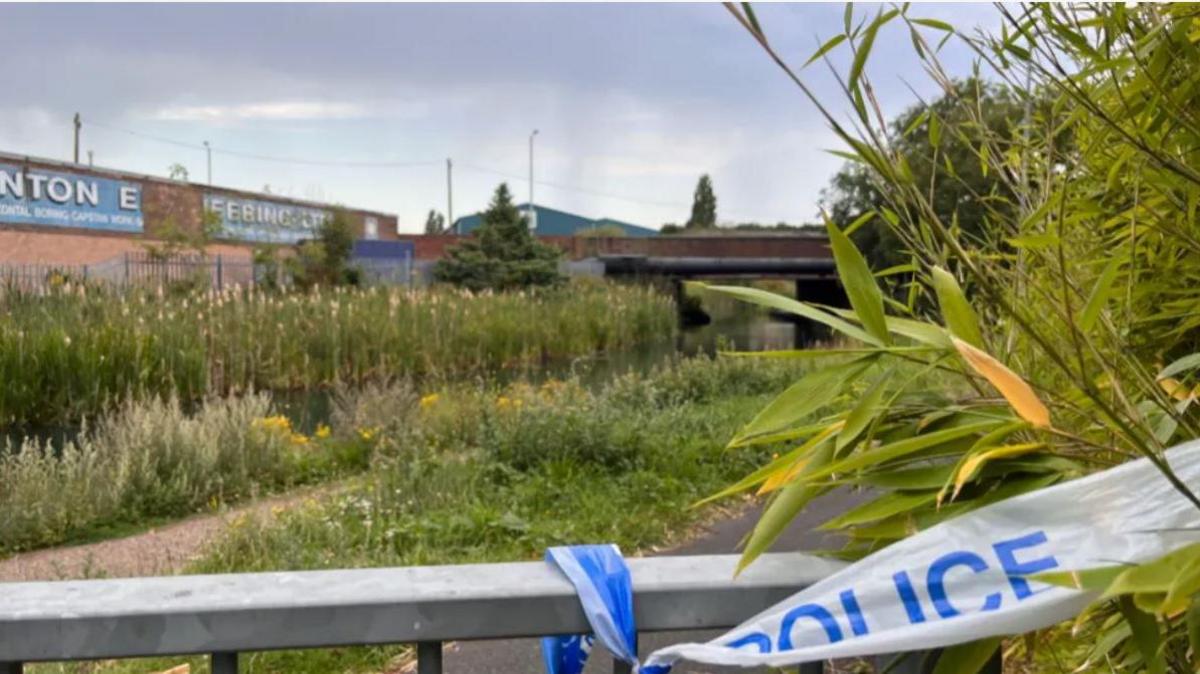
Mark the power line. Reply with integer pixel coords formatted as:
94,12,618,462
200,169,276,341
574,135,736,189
83,118,799,223
88,120,440,168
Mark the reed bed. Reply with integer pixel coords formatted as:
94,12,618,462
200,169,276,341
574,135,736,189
0,280,675,426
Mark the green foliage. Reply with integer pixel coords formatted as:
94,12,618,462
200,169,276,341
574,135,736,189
0,394,371,554
423,209,446,235
433,183,564,291
290,209,358,289
0,281,675,426
725,2,1200,667
686,174,718,229
821,79,1029,270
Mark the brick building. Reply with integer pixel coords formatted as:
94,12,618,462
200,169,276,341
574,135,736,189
0,151,398,265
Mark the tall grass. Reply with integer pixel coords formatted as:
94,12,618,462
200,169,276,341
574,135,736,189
0,279,675,426
73,355,817,673
0,394,375,553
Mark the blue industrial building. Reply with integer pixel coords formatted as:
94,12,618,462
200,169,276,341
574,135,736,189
452,203,657,238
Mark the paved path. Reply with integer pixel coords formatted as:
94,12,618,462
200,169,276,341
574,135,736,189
0,483,342,582
437,488,870,674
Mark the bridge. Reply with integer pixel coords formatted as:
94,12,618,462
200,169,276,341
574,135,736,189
403,233,845,312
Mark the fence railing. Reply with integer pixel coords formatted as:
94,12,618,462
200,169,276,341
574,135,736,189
0,552,845,673
0,251,414,294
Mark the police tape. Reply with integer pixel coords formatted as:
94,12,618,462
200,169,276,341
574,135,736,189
542,545,637,674
637,440,1200,672
542,440,1200,673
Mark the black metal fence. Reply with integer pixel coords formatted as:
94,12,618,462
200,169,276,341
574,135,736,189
0,251,412,294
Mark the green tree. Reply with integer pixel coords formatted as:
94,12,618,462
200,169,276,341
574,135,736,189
424,210,446,235
821,79,1027,269
433,183,563,291
167,163,189,182
290,209,359,288
686,174,717,229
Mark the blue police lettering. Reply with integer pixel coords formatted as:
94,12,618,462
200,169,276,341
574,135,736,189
839,589,869,636
993,530,1059,599
778,603,843,650
926,551,1002,618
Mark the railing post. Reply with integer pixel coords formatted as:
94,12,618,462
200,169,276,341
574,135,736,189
799,661,825,673
0,662,24,674
417,641,443,674
211,651,238,674
613,660,633,674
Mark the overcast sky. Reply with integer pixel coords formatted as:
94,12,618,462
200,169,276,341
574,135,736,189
0,3,1001,233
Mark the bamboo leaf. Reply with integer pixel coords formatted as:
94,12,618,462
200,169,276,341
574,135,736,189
952,338,1051,428
952,443,1043,499
930,266,984,348
843,210,875,236
1118,596,1166,674
740,2,763,36
849,9,897,92
820,489,937,529
737,442,836,574
759,425,842,494
931,637,1002,674
729,358,874,447
928,112,942,146
704,284,882,346
803,420,1001,482
806,34,848,66
912,17,954,33
826,219,891,344
1035,565,1125,592
836,371,892,453
1159,353,1200,380
1079,256,1122,332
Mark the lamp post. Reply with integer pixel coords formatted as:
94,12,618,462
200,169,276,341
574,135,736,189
203,141,212,185
528,129,538,230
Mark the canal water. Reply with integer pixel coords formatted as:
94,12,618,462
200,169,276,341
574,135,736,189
4,311,809,448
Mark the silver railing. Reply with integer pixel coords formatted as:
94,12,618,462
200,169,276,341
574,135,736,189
0,553,845,674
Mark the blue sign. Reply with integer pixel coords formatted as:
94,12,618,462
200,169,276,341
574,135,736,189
0,163,143,233
204,193,331,244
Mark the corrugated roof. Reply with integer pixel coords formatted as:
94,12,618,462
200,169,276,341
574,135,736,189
453,204,658,238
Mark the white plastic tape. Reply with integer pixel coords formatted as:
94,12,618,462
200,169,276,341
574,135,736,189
640,440,1200,672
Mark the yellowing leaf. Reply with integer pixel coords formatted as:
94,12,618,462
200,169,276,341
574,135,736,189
1159,377,1196,402
952,337,1051,428
952,443,1043,499
759,423,843,495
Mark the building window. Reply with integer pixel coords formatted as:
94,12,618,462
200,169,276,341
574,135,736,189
364,217,379,240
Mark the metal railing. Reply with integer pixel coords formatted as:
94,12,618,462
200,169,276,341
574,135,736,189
0,553,845,673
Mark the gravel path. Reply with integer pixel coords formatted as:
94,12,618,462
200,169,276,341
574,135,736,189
0,483,341,582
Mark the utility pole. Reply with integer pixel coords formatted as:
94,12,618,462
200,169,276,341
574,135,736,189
87,150,94,167
446,158,454,234
73,113,81,164
203,141,212,185
528,129,539,230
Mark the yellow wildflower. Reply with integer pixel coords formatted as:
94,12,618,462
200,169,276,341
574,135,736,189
252,415,293,433
358,427,378,442
289,433,309,446
314,424,332,439
419,393,441,410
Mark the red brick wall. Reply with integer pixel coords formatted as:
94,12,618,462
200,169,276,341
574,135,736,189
0,227,254,265
0,152,398,261
399,234,830,261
